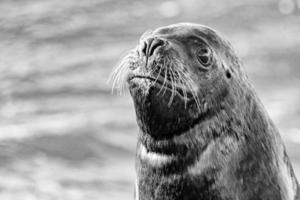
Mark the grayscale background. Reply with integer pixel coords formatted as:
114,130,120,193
0,0,299,199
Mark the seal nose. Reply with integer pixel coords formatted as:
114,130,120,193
141,38,165,57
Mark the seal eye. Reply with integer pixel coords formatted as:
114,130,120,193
197,48,212,67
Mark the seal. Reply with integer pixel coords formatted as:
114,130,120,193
110,23,300,200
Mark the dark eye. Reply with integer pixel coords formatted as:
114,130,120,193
197,47,212,67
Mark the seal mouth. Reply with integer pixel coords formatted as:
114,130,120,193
127,74,157,82
128,74,192,100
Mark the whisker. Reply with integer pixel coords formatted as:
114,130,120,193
111,63,125,94
177,71,190,100
162,61,170,96
154,59,164,87
157,59,168,96
173,69,188,108
168,58,191,108
187,81,201,111
167,68,176,106
109,50,137,95
176,66,201,111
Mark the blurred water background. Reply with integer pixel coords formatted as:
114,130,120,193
0,0,300,199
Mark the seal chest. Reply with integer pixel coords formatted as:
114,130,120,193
111,23,300,200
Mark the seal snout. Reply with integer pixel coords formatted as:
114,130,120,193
141,37,166,58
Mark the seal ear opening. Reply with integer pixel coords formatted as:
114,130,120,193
226,69,231,79
222,62,232,79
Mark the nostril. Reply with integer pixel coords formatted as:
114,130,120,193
149,39,164,56
141,42,147,56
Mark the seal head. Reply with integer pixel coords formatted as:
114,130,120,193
110,23,300,200
113,23,237,140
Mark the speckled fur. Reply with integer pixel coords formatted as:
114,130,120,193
122,23,300,200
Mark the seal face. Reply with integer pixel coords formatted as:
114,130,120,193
111,23,300,200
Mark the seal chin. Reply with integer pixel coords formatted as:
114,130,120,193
128,76,200,139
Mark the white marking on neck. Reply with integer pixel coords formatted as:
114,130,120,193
139,144,173,167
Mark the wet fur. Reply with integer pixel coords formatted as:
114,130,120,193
111,23,300,200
